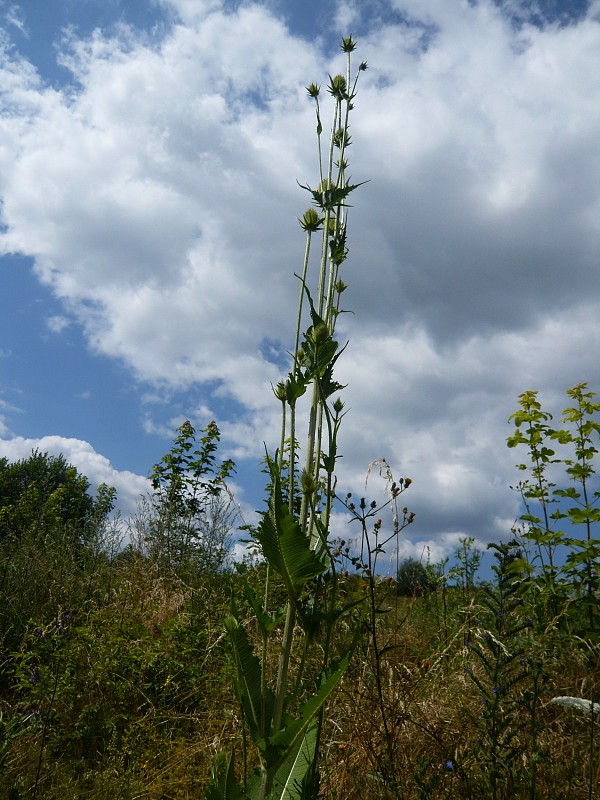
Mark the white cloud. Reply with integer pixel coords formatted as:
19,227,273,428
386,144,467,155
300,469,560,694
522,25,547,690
0,435,150,516
0,0,599,553
46,314,70,334
1,3,27,36
0,396,20,437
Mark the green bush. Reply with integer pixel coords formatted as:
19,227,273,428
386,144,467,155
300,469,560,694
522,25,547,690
396,556,430,596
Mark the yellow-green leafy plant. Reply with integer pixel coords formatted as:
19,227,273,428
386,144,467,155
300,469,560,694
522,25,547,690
508,383,600,634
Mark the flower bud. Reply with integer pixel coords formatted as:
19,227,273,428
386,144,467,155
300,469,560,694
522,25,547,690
328,74,347,99
273,380,286,402
299,208,323,232
311,322,330,344
300,469,317,495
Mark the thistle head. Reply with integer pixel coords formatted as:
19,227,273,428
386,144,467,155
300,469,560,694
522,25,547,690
311,322,330,344
341,35,357,53
273,380,287,402
333,397,345,415
299,208,323,232
300,469,318,495
328,74,347,100
333,127,352,149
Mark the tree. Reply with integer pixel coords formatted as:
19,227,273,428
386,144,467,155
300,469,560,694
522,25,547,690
0,450,114,547
0,452,116,689
396,556,430,596
145,420,236,573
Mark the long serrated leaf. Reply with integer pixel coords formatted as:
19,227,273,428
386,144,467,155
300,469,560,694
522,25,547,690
243,581,286,638
225,616,274,742
268,723,318,800
260,647,353,773
254,461,326,597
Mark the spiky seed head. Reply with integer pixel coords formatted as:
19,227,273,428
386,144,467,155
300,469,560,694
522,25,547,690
300,469,318,495
299,208,322,232
306,82,320,98
341,35,357,52
311,322,330,344
273,380,286,402
328,74,347,99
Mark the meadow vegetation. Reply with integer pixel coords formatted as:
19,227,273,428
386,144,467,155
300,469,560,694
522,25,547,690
0,38,598,799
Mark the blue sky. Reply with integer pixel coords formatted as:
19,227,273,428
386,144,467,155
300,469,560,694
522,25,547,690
1,0,599,568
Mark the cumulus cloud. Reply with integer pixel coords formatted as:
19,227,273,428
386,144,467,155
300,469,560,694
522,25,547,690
0,0,599,560
0,435,150,516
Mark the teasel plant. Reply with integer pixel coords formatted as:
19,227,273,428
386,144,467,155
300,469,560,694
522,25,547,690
465,540,535,800
204,37,407,800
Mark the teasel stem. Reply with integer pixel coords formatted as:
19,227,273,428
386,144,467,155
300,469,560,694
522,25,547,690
317,95,341,318
288,228,314,513
316,93,324,187
303,91,343,521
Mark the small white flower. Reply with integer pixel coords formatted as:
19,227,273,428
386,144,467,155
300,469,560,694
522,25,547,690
550,696,600,717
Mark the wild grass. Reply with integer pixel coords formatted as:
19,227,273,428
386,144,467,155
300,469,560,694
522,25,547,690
0,36,598,800
2,562,597,799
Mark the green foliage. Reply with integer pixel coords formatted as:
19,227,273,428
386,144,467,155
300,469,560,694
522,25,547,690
396,557,430,597
466,540,533,797
253,459,328,601
2,556,233,798
508,383,600,633
0,451,117,699
0,450,114,547
145,420,236,573
0,524,597,799
206,752,245,800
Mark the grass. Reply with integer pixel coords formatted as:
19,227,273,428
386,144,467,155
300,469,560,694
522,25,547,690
1,563,597,799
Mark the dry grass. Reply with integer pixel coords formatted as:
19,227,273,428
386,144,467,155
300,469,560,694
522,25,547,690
1,569,598,800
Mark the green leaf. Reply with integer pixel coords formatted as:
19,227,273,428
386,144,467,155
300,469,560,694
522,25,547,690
260,647,354,774
267,723,319,800
567,506,600,524
553,487,580,499
243,582,286,638
225,616,274,743
285,374,308,405
254,460,327,598
204,751,245,800
298,179,367,211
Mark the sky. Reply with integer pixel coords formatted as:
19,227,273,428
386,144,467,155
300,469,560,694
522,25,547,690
0,0,599,571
